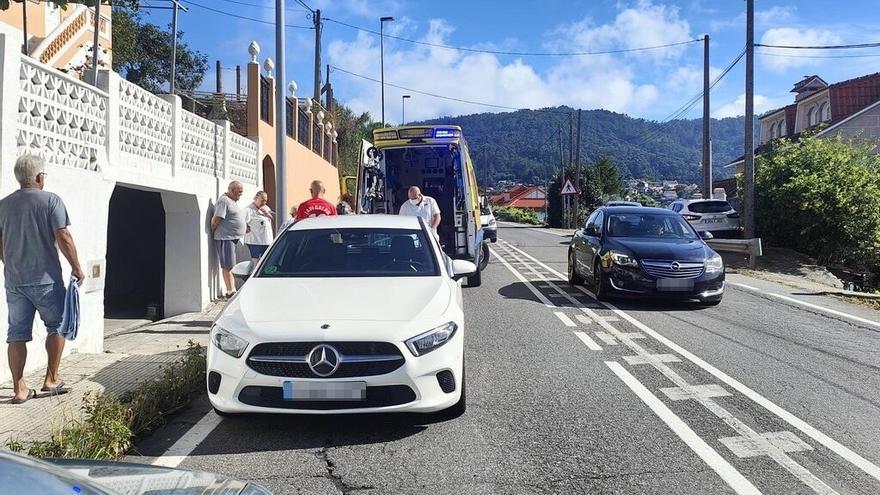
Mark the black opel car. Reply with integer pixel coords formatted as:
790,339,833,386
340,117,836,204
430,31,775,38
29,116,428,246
567,206,724,304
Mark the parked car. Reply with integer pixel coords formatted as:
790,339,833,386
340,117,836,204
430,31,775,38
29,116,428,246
480,206,497,242
668,199,741,238
0,450,272,494
567,206,724,304
605,200,642,207
209,214,474,417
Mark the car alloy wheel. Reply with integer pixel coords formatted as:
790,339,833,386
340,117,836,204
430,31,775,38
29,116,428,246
568,250,584,285
594,262,609,301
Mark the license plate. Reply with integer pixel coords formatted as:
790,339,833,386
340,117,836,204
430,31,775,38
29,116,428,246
703,218,724,224
282,381,366,401
657,278,694,291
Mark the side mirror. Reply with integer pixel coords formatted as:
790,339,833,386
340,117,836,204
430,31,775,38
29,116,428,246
700,231,714,240
451,259,478,281
231,260,254,278
584,226,598,237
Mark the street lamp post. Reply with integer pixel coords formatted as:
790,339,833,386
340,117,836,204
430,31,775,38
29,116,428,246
401,95,410,125
380,16,394,125
274,0,287,230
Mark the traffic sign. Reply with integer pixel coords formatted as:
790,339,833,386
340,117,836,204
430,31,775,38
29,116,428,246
560,179,579,195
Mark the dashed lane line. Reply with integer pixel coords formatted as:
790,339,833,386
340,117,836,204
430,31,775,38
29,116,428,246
574,331,602,351
729,282,880,331
606,361,762,495
498,239,880,486
554,311,577,327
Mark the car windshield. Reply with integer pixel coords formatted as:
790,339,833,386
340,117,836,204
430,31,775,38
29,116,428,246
257,228,439,277
606,213,698,240
480,207,491,215
687,201,732,214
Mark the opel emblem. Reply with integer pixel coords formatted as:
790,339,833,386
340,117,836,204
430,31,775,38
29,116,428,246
307,344,341,377
670,261,681,270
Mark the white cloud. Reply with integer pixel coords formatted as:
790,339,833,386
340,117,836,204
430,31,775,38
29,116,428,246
312,0,404,18
711,6,797,31
758,27,843,72
327,1,696,122
713,93,790,118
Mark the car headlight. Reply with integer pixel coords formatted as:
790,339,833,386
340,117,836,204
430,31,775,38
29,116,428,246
405,322,458,357
705,254,724,273
610,251,639,267
211,325,249,358
488,218,496,226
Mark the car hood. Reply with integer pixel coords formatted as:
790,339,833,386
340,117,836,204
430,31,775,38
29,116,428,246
607,237,710,260
227,276,452,323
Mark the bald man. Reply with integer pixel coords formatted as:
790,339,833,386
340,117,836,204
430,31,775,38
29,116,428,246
211,181,246,298
295,180,337,221
399,186,441,236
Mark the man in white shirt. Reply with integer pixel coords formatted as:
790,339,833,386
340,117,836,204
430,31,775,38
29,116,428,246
398,186,441,236
244,191,274,263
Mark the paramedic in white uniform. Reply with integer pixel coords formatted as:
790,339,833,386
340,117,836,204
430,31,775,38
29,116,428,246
398,186,441,237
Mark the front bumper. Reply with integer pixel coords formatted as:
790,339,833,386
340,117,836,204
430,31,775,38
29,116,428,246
207,336,464,415
484,227,497,242
605,265,725,301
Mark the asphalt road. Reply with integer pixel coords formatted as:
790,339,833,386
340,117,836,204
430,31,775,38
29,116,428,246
130,224,880,495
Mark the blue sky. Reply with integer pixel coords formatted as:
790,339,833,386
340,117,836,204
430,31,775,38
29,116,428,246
140,0,880,123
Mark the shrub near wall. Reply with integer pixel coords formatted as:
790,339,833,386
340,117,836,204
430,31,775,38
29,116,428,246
754,134,880,281
495,207,543,225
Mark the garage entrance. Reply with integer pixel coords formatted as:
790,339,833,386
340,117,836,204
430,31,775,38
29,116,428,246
104,185,165,320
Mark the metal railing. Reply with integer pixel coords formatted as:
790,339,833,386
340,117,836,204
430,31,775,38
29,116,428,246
707,238,763,269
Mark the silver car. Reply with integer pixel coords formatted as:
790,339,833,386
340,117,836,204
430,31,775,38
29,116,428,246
669,199,741,238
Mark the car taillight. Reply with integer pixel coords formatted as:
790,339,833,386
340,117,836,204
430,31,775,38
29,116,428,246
682,214,701,221
726,212,740,219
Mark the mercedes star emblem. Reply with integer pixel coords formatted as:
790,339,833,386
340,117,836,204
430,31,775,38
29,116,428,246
307,344,341,377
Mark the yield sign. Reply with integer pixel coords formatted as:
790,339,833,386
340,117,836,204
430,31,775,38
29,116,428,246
560,179,579,195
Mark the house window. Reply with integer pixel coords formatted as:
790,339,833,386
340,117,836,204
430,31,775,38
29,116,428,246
769,122,777,139
818,102,830,121
779,118,786,136
807,105,822,127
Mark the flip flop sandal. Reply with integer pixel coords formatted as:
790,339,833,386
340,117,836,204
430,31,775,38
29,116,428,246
41,382,70,395
10,389,36,404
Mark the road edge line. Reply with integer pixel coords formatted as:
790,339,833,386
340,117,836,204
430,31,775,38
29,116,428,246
151,412,223,468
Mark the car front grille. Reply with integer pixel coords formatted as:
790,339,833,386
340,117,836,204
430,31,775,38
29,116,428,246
246,341,406,378
238,385,416,410
640,260,705,279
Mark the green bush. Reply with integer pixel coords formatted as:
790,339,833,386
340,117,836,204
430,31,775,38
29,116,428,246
495,206,542,225
754,134,880,278
8,342,206,460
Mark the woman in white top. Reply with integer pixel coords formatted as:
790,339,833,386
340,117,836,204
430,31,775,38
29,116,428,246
244,191,275,262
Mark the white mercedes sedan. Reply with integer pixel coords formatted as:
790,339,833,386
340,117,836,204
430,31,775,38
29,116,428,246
207,214,475,417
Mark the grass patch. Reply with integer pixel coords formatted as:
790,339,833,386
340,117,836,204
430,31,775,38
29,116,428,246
7,341,206,460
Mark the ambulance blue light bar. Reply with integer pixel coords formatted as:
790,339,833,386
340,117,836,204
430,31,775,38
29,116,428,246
433,128,461,138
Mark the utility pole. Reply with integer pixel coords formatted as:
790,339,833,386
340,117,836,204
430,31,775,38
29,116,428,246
380,16,395,125
170,0,179,93
275,0,287,229
215,60,222,93
558,127,567,227
401,94,410,125
323,64,333,113
574,109,582,225
568,112,573,168
20,0,27,55
702,34,712,199
743,0,756,237
313,9,321,102
91,2,101,85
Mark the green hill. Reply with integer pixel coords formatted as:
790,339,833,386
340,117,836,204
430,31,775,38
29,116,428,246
417,106,749,184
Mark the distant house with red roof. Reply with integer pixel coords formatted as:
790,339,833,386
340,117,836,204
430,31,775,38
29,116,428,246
490,185,547,219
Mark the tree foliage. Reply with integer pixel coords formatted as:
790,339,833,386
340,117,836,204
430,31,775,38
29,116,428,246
545,155,626,228
754,134,880,275
331,100,381,178
111,5,207,93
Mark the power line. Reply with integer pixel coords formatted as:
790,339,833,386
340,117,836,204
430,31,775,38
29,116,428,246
324,17,700,57
182,0,312,28
755,41,880,50
294,0,315,14
757,49,880,59
212,0,310,13
330,65,571,114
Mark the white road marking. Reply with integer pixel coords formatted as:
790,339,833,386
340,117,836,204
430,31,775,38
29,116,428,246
574,331,603,351
623,353,682,365
554,311,577,327
498,240,852,492
605,361,763,495
594,331,619,346
730,282,880,330
661,384,732,401
721,431,813,458
488,246,555,308
152,412,223,468
499,240,880,484
574,314,593,326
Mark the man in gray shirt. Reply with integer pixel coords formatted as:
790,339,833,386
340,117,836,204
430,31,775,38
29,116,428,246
211,181,246,298
0,154,84,404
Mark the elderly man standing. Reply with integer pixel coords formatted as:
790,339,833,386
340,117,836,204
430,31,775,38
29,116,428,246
399,186,441,236
211,181,246,298
0,154,84,404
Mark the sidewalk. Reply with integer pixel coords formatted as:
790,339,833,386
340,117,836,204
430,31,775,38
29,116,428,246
0,303,223,447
